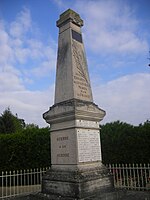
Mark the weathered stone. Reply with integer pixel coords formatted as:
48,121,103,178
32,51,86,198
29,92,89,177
42,9,115,199
43,99,105,170
57,9,83,28
7,190,150,200
54,9,93,104
42,164,114,199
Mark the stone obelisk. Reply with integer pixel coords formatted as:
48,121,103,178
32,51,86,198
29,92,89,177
42,9,115,199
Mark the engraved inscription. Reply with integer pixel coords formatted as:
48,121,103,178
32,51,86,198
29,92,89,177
72,40,92,100
72,41,88,84
77,130,101,162
57,136,68,141
56,136,69,158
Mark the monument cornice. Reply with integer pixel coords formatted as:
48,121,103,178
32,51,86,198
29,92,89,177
49,126,100,133
43,99,106,124
56,9,83,28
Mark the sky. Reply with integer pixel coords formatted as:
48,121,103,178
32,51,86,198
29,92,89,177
0,0,150,127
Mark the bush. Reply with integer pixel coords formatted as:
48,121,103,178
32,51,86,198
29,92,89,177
0,127,50,172
101,120,150,164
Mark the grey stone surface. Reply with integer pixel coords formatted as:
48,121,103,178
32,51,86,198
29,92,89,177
54,8,93,104
41,164,114,199
42,8,113,199
6,191,150,200
43,9,107,170
56,9,83,28
43,99,105,170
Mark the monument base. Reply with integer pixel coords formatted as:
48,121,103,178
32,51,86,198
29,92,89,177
38,164,121,199
30,190,126,200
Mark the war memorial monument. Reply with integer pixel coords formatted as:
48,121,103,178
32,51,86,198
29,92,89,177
40,9,120,199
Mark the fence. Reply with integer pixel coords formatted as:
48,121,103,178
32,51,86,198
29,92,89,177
0,164,150,199
107,163,150,191
0,167,50,199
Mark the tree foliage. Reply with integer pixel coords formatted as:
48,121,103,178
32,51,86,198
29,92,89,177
0,108,25,134
101,120,150,164
0,108,50,171
0,127,50,171
0,108,149,170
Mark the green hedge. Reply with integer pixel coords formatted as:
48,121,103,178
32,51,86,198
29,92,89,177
0,127,50,172
1,120,149,172
101,121,150,164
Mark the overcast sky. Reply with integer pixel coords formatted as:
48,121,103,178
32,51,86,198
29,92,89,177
0,0,150,127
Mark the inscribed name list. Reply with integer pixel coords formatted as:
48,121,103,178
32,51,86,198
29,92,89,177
72,39,92,102
77,129,101,162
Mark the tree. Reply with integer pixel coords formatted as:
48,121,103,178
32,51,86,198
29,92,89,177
0,127,51,171
101,120,150,164
25,123,39,129
0,108,25,134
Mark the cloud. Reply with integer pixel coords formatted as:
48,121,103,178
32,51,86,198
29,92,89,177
53,0,67,9
0,7,56,126
0,24,14,64
93,73,150,125
0,86,54,127
0,19,25,91
54,1,150,125
75,0,148,54
26,40,56,78
0,2,149,128
10,7,31,38
0,65,24,92
0,7,56,88
53,0,149,54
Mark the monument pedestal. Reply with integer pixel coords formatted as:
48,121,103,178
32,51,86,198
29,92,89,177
42,164,114,199
30,190,126,200
41,99,118,199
